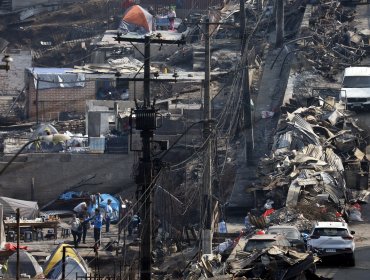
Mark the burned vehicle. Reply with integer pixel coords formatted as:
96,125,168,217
266,225,306,252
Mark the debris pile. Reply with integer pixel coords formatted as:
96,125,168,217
299,1,366,77
179,99,369,280
256,98,369,227
227,247,318,280
184,247,318,280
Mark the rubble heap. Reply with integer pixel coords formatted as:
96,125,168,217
184,246,319,280
299,1,366,78
256,98,369,228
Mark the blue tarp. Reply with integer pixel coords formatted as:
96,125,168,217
88,193,120,222
59,191,84,200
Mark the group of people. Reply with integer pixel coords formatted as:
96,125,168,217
69,195,143,250
147,6,177,32
69,198,114,249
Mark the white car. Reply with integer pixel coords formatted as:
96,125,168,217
307,221,355,266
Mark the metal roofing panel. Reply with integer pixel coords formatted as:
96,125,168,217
277,131,292,149
301,144,323,159
325,148,344,171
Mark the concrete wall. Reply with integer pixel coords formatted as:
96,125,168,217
0,49,32,95
0,153,136,206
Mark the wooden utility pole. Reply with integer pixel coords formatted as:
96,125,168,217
242,57,254,165
240,0,254,164
140,35,153,280
31,177,35,201
240,0,246,51
16,208,20,280
276,0,284,48
201,17,213,255
113,33,186,280
35,78,40,124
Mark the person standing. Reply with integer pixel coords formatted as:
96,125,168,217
105,199,113,233
148,6,157,32
79,205,90,244
70,214,82,248
87,208,103,250
73,201,87,215
128,214,141,236
122,0,134,12
342,27,351,46
167,8,176,31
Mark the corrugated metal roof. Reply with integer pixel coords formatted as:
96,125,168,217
26,67,75,75
302,144,323,159
291,115,320,145
325,148,344,171
276,131,292,149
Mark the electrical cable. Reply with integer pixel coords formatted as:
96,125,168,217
63,168,164,279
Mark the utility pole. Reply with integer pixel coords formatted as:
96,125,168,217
139,35,153,280
240,0,254,164
276,0,284,48
201,17,213,255
113,33,185,280
240,0,246,52
242,57,254,165
36,78,39,124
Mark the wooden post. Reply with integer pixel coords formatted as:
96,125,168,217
62,245,66,280
16,208,20,280
31,177,35,201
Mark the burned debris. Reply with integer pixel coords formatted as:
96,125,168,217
256,98,369,226
295,1,367,78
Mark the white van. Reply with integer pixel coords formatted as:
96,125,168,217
340,67,370,110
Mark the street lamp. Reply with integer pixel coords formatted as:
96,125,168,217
0,54,13,71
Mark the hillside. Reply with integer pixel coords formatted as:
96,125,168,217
0,0,123,66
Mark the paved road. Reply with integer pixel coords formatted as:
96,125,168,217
316,196,370,279
316,4,370,278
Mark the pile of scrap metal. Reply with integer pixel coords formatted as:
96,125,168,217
228,246,320,280
299,0,366,76
255,98,369,228
184,247,321,280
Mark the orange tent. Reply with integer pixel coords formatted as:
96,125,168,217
119,5,153,34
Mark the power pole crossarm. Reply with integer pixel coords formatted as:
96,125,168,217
113,34,186,46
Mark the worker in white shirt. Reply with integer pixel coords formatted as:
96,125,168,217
167,8,176,31
105,199,113,233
